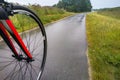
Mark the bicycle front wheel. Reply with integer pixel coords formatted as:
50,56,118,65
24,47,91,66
0,6,47,80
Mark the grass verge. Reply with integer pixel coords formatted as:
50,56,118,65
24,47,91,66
10,5,74,32
86,12,120,80
0,5,73,39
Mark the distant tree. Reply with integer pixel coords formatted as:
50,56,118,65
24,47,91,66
55,0,92,12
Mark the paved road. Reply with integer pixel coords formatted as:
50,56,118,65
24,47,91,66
41,14,89,80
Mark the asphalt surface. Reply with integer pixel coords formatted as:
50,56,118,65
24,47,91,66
41,14,89,80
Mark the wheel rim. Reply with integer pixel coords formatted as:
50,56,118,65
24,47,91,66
0,10,46,80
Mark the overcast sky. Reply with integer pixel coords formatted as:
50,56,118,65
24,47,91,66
91,0,120,9
7,0,120,9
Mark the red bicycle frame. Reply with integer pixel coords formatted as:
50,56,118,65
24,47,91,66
0,19,32,59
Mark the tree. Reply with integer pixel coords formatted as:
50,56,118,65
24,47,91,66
55,0,92,12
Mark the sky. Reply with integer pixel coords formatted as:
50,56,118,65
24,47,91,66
7,0,120,9
90,0,120,9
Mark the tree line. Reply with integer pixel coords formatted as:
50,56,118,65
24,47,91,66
54,0,92,12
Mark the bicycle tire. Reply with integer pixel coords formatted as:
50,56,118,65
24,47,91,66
0,5,47,80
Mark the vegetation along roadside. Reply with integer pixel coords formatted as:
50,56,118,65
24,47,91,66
86,7,120,80
10,4,74,32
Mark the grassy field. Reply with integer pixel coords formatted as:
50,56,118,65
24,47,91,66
10,5,73,32
97,7,120,20
86,7,120,80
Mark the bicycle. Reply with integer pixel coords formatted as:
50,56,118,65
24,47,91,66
0,0,47,80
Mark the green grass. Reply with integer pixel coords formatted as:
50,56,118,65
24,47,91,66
29,5,73,24
97,7,120,20
10,5,73,32
86,8,120,80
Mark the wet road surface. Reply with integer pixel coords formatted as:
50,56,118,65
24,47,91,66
41,14,89,80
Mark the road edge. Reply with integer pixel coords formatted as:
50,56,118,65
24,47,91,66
86,49,92,80
44,14,76,27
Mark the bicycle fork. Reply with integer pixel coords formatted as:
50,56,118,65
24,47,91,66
0,20,33,62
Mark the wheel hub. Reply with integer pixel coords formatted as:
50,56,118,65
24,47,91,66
12,54,34,62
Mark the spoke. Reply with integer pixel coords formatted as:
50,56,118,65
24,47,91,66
0,60,15,63
28,26,32,51
32,47,42,57
4,61,18,80
18,48,22,55
18,62,24,80
31,64,41,69
9,63,19,80
34,58,42,64
29,29,40,44
31,33,38,54
23,62,29,80
32,47,43,58
0,45,21,56
0,56,14,60
31,37,44,55
27,63,34,80
32,33,43,53
29,63,39,76
0,59,16,71
10,61,26,80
